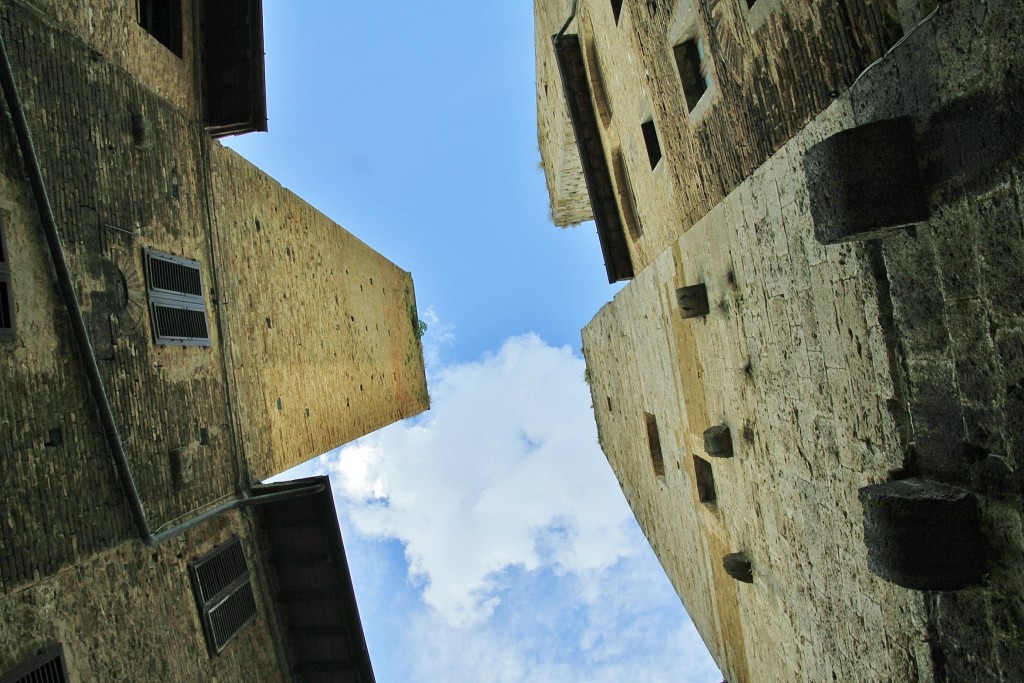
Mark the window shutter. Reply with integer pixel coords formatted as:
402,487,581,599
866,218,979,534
0,643,69,683
144,248,211,347
189,536,258,655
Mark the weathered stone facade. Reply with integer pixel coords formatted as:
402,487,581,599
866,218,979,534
0,0,427,678
538,0,1024,681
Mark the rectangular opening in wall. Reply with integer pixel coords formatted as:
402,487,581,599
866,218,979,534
585,39,613,127
645,412,665,477
747,0,758,8
189,536,257,656
145,248,210,347
693,455,717,506
612,148,642,239
673,37,710,111
0,218,12,341
641,119,662,169
138,0,183,56
611,0,624,24
0,643,70,683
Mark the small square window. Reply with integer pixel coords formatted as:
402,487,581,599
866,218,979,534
0,217,13,342
145,248,211,347
645,412,665,477
138,0,183,57
693,455,717,506
189,536,258,656
641,119,662,169
673,37,711,111
611,0,624,24
0,643,69,683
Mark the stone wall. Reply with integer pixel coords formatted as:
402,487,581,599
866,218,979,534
576,0,1024,680
536,0,907,269
209,144,430,481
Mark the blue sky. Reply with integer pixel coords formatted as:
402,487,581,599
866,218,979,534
226,2,720,681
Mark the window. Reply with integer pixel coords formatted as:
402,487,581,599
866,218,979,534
138,0,183,56
611,0,624,24
645,412,665,477
145,248,211,347
0,643,69,683
693,455,717,506
189,537,258,656
641,119,662,169
612,148,641,238
0,217,12,341
746,0,758,8
669,3,713,113
673,38,711,111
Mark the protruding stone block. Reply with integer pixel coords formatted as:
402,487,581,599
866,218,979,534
859,478,983,590
677,283,710,319
805,117,929,244
703,424,733,458
723,552,753,583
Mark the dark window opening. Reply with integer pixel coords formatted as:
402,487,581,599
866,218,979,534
611,0,624,24
673,37,711,111
0,643,69,683
138,0,183,57
0,218,12,341
189,536,257,656
145,248,210,347
645,412,665,477
641,119,662,169
747,0,759,8
694,455,717,506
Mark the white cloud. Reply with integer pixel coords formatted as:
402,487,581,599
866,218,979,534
320,329,721,682
324,333,633,626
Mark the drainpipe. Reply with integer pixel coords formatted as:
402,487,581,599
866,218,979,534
554,0,579,45
0,26,322,547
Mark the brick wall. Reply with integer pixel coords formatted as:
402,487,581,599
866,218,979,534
209,144,430,481
0,511,290,682
23,0,200,117
0,0,235,589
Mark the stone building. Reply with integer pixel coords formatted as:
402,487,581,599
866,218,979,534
0,0,428,680
536,0,1024,681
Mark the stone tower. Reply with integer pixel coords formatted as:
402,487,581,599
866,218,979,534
536,0,1024,680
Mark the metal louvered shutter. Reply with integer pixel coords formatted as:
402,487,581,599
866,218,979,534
144,248,211,347
189,536,257,655
0,643,69,683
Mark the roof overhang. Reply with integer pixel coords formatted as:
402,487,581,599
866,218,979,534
201,0,268,137
553,34,634,283
254,476,375,683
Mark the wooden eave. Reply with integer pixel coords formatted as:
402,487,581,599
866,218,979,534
255,477,376,683
553,33,633,283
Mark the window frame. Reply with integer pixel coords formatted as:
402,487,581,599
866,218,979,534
188,536,258,656
144,247,211,347
0,643,69,683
